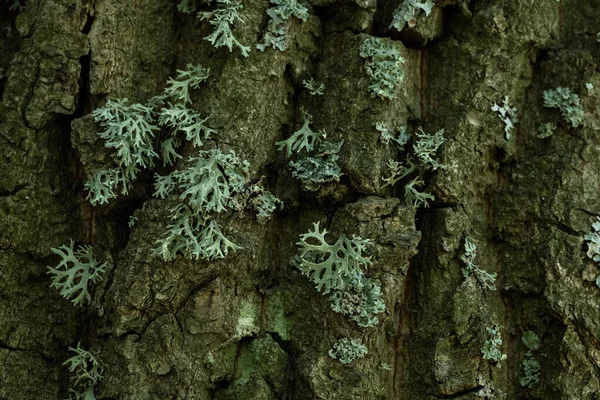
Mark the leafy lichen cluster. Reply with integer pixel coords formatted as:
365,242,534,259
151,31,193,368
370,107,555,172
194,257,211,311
481,325,507,366
63,343,103,400
47,241,107,307
86,64,281,262
460,236,497,291
543,87,585,128
256,0,309,52
328,337,368,364
277,111,344,191
359,37,405,100
382,126,446,208
390,0,435,31
520,331,541,388
294,222,385,362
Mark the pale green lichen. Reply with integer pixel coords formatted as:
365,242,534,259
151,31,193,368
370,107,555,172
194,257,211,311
491,96,518,140
537,122,556,139
163,64,210,105
198,0,251,57
460,236,497,291
584,217,600,262
277,111,343,191
63,343,103,400
543,87,584,128
302,78,325,96
257,0,309,52
390,0,434,31
376,122,409,149
47,241,107,307
329,337,368,364
295,222,372,294
359,37,405,100
481,325,507,366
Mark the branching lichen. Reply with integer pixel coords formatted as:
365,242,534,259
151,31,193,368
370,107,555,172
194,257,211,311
198,0,251,57
460,236,497,291
329,337,368,364
63,343,103,400
47,241,107,307
359,37,405,100
543,87,584,128
390,0,434,31
257,0,309,52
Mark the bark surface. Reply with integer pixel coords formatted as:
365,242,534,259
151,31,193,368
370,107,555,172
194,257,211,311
1,0,599,399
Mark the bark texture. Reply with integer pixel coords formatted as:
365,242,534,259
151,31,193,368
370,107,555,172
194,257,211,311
1,0,599,399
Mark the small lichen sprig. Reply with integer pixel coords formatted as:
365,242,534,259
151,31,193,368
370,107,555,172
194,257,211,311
390,0,434,31
329,271,385,327
376,122,409,150
63,343,103,400
288,140,344,191
198,0,251,57
47,241,107,307
359,37,405,100
520,331,541,388
584,217,600,262
329,337,368,364
491,96,519,140
460,236,497,291
481,325,507,366
249,186,284,224
276,111,344,191
257,0,309,52
159,103,216,149
155,148,248,214
381,127,446,208
295,222,372,294
543,87,584,128
303,78,325,96
276,110,323,157
413,127,446,171
537,122,556,139
152,204,243,261
163,64,210,105
85,99,159,205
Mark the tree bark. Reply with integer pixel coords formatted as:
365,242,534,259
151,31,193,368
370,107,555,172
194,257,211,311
1,0,599,399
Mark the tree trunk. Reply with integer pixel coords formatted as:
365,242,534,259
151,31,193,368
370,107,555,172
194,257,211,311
1,0,599,399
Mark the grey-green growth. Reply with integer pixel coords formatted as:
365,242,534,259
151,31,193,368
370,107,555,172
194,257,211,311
521,356,541,388
63,343,103,400
257,0,309,52
543,87,584,128
382,127,446,208
329,271,385,327
584,217,600,262
47,241,107,307
491,96,518,140
86,99,159,205
294,222,385,327
295,222,372,294
481,325,507,366
303,78,325,96
277,111,343,191
390,0,434,31
359,37,405,100
460,236,497,291
537,122,556,139
198,0,251,57
329,337,368,364
376,122,409,150
520,331,541,387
